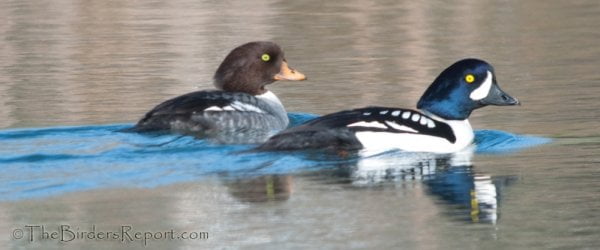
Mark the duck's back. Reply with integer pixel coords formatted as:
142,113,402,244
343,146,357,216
128,90,288,141
256,107,460,152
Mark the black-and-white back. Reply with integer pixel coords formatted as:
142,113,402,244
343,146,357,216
258,106,472,153
299,107,456,142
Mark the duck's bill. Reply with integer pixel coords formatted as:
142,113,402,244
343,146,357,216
274,61,306,81
480,84,520,106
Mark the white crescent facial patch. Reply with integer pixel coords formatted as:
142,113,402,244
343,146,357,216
470,71,493,101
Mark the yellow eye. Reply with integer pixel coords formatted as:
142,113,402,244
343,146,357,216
261,54,270,62
465,74,475,83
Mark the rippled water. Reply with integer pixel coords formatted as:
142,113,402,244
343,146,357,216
1,0,599,249
0,113,549,201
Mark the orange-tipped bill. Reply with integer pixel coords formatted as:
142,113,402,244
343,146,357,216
274,61,306,81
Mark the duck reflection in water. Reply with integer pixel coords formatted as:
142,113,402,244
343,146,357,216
224,175,293,203
235,147,515,224
314,148,515,224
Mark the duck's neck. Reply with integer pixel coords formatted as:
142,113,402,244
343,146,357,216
215,79,267,96
256,91,289,126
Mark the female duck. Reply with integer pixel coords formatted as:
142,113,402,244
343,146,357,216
128,41,306,143
257,59,519,153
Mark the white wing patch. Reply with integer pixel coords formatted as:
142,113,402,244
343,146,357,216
204,101,265,113
470,71,493,101
204,106,223,111
222,106,235,111
347,121,387,129
384,121,418,133
230,101,265,113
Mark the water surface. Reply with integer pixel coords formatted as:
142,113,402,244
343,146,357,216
1,0,599,249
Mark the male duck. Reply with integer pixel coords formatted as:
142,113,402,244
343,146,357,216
257,59,518,153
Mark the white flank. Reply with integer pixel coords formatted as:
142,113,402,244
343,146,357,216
384,121,418,133
347,121,388,129
470,71,493,100
354,118,474,153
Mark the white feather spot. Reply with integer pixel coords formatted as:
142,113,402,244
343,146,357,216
411,113,420,122
222,106,235,111
347,121,387,129
470,71,493,101
402,112,411,119
379,110,388,115
384,121,418,133
363,112,371,116
391,110,401,116
427,119,436,128
420,116,428,125
204,106,222,111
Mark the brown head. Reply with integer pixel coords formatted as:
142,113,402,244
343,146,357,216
213,41,306,95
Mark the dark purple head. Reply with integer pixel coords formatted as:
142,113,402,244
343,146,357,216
417,59,519,120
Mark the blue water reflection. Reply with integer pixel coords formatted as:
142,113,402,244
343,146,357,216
0,112,550,205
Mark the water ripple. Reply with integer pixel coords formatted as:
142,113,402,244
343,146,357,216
0,113,550,201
